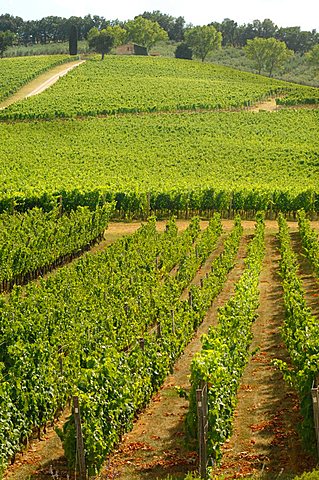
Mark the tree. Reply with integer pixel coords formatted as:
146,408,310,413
306,44,319,69
87,27,114,59
125,16,168,51
184,25,221,62
175,42,192,60
106,25,127,47
0,14,24,34
244,37,269,74
69,25,77,55
245,37,293,76
264,38,293,76
275,26,318,54
260,18,277,38
219,18,238,47
140,11,185,41
0,31,15,56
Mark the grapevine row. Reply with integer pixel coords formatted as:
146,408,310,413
0,204,113,292
0,55,75,103
0,56,297,121
187,212,265,464
0,214,225,475
0,110,317,217
59,215,243,475
276,214,319,447
297,209,319,278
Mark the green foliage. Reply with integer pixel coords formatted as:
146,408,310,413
175,42,192,60
140,11,185,42
276,84,319,105
0,214,228,473
88,24,127,51
207,47,319,87
187,214,265,464
108,25,128,47
185,25,222,62
3,40,90,57
87,28,114,59
293,471,319,480
125,16,168,51
0,54,72,102
306,44,319,68
276,213,319,450
0,108,318,216
0,55,305,120
245,37,293,76
0,31,15,57
0,203,113,288
297,209,319,277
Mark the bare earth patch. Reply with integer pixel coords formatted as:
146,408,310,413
249,97,278,113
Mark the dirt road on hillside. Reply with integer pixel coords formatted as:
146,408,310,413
0,60,85,110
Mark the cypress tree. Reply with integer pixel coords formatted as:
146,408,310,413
69,25,78,56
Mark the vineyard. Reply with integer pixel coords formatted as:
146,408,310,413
0,55,73,102
1,56,319,120
0,110,318,215
0,52,318,480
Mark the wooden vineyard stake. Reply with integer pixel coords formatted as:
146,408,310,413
139,337,145,351
311,375,319,456
171,309,175,334
73,396,86,480
196,381,208,479
157,321,162,338
188,290,193,307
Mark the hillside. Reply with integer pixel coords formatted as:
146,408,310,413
0,55,318,120
0,52,318,480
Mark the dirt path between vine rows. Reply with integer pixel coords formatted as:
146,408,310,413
0,59,85,110
3,219,246,480
5,220,318,480
212,226,317,480
97,232,251,480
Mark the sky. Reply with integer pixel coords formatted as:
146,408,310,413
2,0,318,31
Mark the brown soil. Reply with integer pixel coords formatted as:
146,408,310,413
249,97,278,113
3,409,70,480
